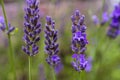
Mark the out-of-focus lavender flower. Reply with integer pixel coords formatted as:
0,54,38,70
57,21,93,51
111,3,120,18
0,16,15,34
39,64,46,80
101,12,109,25
71,10,88,72
107,3,120,38
85,56,92,72
54,62,63,74
45,16,60,66
0,16,4,23
22,0,41,56
92,14,110,26
92,0,110,26
118,30,120,35
92,15,99,25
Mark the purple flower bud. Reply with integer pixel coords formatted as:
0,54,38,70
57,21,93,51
0,16,15,33
0,16,5,31
0,16,4,23
7,26,15,34
79,54,87,70
22,46,31,55
72,53,78,58
72,54,87,72
23,0,41,56
34,37,40,43
46,55,60,66
71,15,76,24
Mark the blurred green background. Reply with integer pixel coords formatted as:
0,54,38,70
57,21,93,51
0,0,120,80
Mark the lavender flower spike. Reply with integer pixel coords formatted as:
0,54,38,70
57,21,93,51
71,10,88,72
107,3,120,38
22,0,41,56
45,16,60,66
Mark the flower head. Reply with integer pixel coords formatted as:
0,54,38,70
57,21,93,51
22,0,41,56
71,10,88,72
45,16,60,66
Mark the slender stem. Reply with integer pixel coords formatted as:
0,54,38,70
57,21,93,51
0,0,8,30
79,71,85,80
0,0,16,79
78,72,81,80
51,67,56,80
29,56,31,80
80,72,82,80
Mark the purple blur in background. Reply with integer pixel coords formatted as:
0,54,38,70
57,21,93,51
107,3,120,38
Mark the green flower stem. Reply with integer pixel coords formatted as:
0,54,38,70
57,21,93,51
77,72,81,80
51,67,56,80
78,71,85,80
28,56,31,80
0,0,16,79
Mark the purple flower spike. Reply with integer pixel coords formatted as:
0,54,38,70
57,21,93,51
71,10,88,72
22,0,41,56
45,16,61,66
107,3,120,38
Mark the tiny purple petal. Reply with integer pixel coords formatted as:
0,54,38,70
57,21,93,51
72,53,78,59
